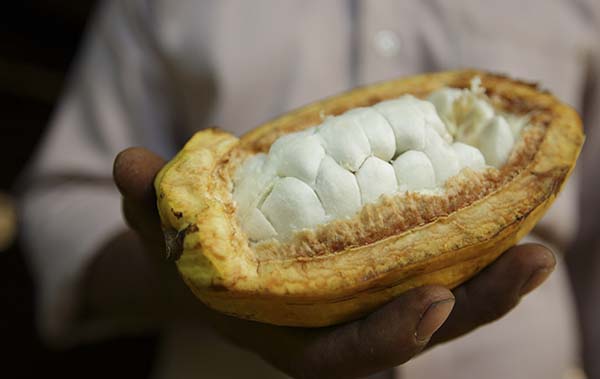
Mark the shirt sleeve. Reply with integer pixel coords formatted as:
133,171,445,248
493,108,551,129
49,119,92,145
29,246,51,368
18,0,177,346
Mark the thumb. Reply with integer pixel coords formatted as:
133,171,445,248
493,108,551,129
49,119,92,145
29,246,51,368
270,286,455,379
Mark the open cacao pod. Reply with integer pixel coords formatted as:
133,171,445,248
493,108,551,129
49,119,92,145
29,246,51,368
155,70,584,327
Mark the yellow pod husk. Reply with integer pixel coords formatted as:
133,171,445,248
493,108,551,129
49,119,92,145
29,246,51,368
155,70,584,327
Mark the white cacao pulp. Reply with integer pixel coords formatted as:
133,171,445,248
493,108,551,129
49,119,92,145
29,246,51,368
233,80,526,241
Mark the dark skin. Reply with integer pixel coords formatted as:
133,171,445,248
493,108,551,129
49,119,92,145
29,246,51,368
86,146,557,379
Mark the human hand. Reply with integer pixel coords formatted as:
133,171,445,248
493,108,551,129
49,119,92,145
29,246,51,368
113,147,556,379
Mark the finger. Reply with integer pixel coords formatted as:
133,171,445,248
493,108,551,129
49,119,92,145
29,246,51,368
429,243,556,346
270,286,455,379
113,147,166,205
121,198,165,246
113,147,166,245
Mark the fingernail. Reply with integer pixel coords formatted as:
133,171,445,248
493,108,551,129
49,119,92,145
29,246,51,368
416,299,454,342
519,267,554,296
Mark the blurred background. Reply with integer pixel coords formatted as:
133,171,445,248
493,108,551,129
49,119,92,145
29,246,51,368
0,2,157,378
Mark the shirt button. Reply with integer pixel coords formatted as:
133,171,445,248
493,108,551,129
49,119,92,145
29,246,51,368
373,30,402,57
